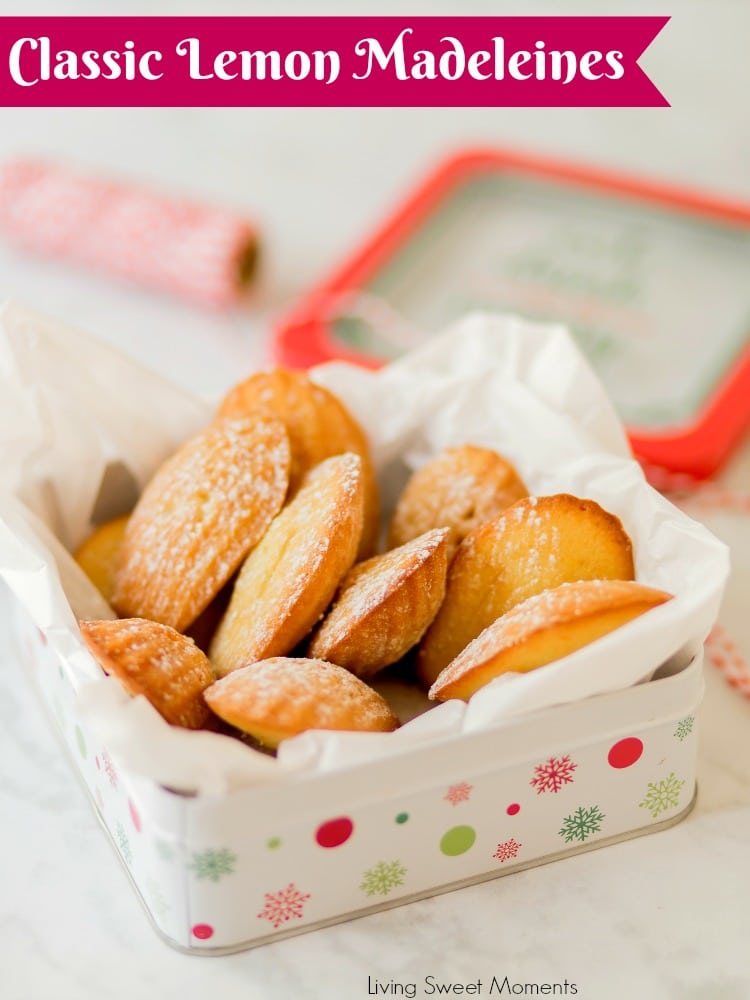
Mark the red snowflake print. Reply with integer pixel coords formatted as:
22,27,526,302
444,782,473,806
257,883,311,930
492,838,522,863
530,755,577,794
101,749,118,789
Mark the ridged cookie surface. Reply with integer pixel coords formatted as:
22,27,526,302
217,366,379,557
209,452,365,676
80,618,215,729
112,415,290,633
309,527,450,677
309,528,448,677
430,580,672,702
388,445,528,559
204,656,399,748
417,494,635,686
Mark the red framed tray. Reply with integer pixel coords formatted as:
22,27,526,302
274,149,750,478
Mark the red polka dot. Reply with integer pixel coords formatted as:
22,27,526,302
192,924,214,940
315,816,354,848
608,737,643,769
506,803,521,816
129,799,141,832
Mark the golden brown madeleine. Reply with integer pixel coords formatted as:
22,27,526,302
388,445,528,559
204,657,399,748
309,528,450,677
209,453,365,677
112,415,290,633
80,618,215,729
216,367,379,557
430,580,673,702
417,494,635,687
74,514,130,604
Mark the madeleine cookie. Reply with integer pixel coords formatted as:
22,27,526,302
309,528,450,677
204,657,399,748
209,453,365,677
80,618,214,729
112,415,290,633
430,580,672,702
388,445,528,559
417,494,635,687
216,367,379,557
74,514,129,604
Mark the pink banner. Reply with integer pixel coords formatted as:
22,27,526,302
0,17,669,108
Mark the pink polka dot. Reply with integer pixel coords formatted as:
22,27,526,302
608,737,643,769
192,924,214,940
315,816,354,848
128,799,141,832
506,803,521,816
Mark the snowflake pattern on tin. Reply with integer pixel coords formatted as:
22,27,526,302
530,755,577,794
115,822,132,865
673,716,694,742
559,805,605,844
101,749,118,789
492,838,522,863
190,848,236,882
639,772,685,818
360,860,407,897
145,877,170,919
445,782,473,805
257,883,311,929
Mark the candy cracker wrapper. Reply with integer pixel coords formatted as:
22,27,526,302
0,302,729,795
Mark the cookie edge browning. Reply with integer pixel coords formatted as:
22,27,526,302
112,414,291,633
209,452,365,677
74,514,130,604
417,493,636,688
429,580,673,702
204,656,400,748
388,444,528,556
79,617,215,730
308,527,450,677
216,367,380,559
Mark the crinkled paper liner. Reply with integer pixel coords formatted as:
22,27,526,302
0,302,729,794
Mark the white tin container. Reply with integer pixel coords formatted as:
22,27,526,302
10,603,702,954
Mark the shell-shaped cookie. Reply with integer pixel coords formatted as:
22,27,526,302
74,514,129,604
80,618,215,730
388,445,528,559
209,452,365,677
417,494,635,687
112,415,290,633
429,580,672,702
216,366,379,557
204,657,399,748
309,528,449,677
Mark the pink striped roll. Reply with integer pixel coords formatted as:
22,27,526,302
0,159,258,307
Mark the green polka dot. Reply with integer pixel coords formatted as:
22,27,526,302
266,836,281,849
74,725,87,759
395,813,409,825
440,825,476,857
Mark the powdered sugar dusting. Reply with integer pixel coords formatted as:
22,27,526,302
205,657,398,737
209,453,364,673
112,415,290,631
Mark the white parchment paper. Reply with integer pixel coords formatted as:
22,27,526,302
0,303,730,794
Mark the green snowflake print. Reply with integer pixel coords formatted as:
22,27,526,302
115,822,132,865
145,877,170,919
155,838,176,862
673,716,694,742
360,860,407,897
190,847,236,882
640,772,685,818
559,805,605,844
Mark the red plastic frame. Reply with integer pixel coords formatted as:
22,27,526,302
274,149,750,478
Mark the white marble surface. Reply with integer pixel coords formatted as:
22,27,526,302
1,1,750,998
